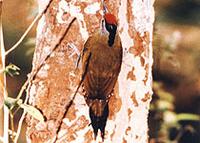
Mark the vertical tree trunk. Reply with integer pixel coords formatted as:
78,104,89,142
26,0,154,143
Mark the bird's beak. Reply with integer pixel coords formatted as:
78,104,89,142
101,20,106,34
102,0,108,14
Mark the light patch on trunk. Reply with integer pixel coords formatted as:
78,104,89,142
57,0,89,41
36,16,46,40
118,0,133,51
56,0,73,24
133,56,146,81
132,0,154,36
29,84,36,105
60,94,93,142
37,0,50,13
84,2,100,14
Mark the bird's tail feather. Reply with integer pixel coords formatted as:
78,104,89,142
89,103,109,140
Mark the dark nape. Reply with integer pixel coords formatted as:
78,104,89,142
105,23,117,47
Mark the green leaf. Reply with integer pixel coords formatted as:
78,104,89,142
4,63,20,77
157,90,174,103
153,81,162,90
157,100,174,111
153,81,174,103
177,113,200,121
4,97,22,109
20,104,44,122
163,111,177,124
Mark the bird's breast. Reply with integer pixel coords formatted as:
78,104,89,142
82,32,122,98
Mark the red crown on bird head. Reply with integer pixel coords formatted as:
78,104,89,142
104,13,117,25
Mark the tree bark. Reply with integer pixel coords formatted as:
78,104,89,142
26,0,155,143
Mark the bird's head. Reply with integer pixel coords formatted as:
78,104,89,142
102,13,118,47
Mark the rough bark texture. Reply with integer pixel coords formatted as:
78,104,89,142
26,0,154,143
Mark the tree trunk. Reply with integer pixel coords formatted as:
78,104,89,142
26,0,154,143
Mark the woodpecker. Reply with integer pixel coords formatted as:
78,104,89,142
81,13,122,139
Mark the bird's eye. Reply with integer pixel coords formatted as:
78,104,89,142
107,25,113,31
110,25,113,30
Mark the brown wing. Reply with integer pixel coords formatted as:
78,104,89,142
82,32,122,100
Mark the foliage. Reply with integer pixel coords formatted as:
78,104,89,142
19,104,44,122
149,81,200,143
4,97,22,109
3,63,20,77
4,97,44,122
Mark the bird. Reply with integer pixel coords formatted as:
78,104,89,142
81,12,122,140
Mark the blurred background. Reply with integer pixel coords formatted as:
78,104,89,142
0,0,200,143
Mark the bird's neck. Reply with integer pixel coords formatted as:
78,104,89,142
100,26,117,47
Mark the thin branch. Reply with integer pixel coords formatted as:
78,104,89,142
12,106,21,115
5,0,53,56
8,0,54,104
4,0,54,115
9,112,15,142
0,1,9,143
14,112,26,143
5,14,40,56
0,136,3,143
16,79,29,100
14,91,29,143
2,21,9,143
8,130,16,136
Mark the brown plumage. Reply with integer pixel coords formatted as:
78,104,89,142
81,16,122,140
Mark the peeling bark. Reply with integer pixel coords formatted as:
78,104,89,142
26,0,154,143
